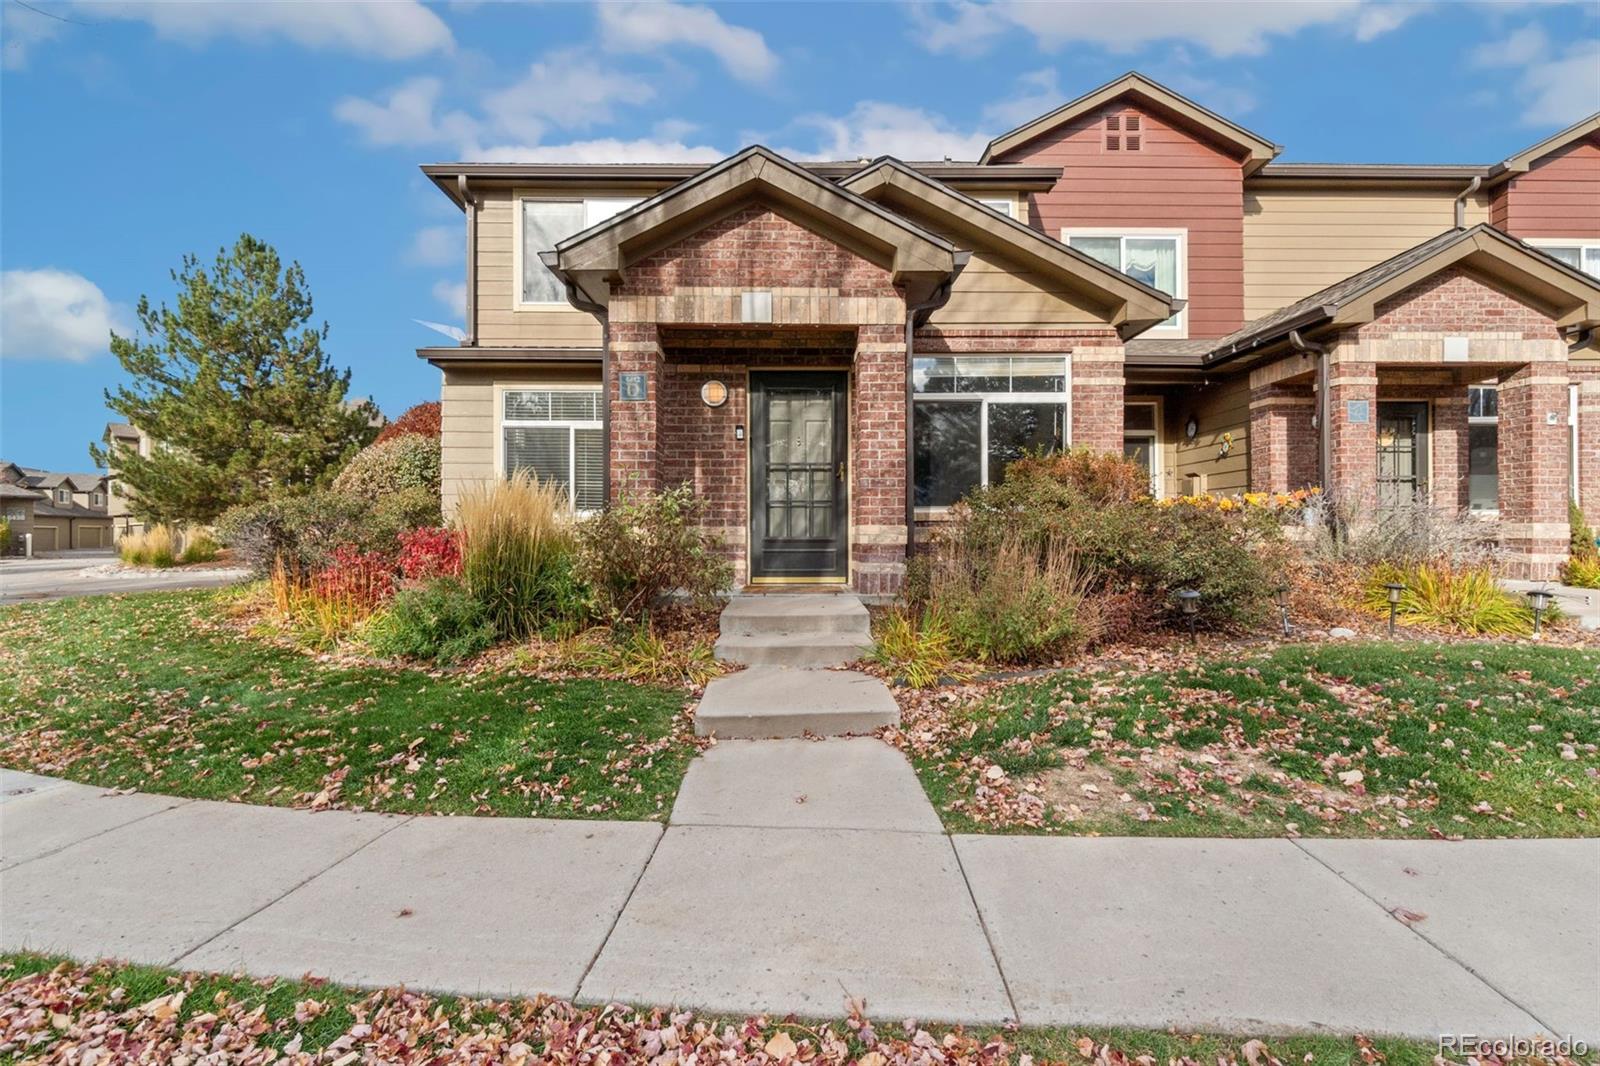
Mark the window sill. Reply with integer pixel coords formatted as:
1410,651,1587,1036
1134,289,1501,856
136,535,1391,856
512,302,581,313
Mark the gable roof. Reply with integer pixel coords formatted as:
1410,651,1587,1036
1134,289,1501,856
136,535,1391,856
840,156,1178,339
979,71,1280,171
1208,224,1600,362
541,145,960,311
1487,112,1600,186
0,482,44,502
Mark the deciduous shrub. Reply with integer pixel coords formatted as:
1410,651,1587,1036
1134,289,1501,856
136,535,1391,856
1561,554,1600,590
331,434,441,500
365,577,495,665
458,473,585,639
217,487,440,575
312,545,395,610
119,525,176,568
374,401,441,444
576,486,732,622
1363,562,1548,635
0,518,10,555
1301,493,1498,570
178,533,220,564
398,526,462,581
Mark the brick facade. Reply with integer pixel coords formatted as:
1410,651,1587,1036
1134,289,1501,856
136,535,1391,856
1248,382,1317,493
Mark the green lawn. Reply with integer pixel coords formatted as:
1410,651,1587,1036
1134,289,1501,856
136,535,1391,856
0,590,695,819
906,640,1600,837
0,952,1490,1066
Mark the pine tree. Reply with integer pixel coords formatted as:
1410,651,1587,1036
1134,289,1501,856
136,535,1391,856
91,235,379,524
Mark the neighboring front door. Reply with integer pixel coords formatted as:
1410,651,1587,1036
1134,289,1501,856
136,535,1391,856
750,371,849,581
1377,401,1430,509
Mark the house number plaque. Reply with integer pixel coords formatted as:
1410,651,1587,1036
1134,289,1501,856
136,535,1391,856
618,372,648,402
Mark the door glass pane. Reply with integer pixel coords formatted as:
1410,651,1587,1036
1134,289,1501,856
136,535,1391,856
521,201,585,303
988,402,1065,486
1469,423,1499,511
1124,437,1154,478
913,403,980,507
505,426,571,497
1124,403,1157,432
1069,236,1121,269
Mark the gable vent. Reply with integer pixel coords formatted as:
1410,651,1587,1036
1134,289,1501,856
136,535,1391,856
1123,113,1142,151
1104,113,1121,151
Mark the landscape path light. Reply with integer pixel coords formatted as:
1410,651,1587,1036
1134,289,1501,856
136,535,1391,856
1384,582,1405,638
1176,588,1201,644
1526,587,1553,640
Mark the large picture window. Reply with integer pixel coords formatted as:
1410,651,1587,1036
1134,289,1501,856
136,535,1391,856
1064,229,1187,334
500,388,605,511
518,197,642,306
912,356,1070,508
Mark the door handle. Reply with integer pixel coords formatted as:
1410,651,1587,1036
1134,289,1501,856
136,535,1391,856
837,461,846,482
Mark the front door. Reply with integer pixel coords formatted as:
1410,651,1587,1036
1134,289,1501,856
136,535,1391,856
750,371,849,581
1377,401,1430,509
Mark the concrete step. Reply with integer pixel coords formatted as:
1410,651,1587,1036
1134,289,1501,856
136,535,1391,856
713,632,873,668
718,594,871,638
693,667,899,739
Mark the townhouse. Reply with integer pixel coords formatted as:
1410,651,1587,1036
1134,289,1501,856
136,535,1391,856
418,73,1600,588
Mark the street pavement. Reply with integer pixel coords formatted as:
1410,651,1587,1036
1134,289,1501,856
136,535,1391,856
0,551,248,603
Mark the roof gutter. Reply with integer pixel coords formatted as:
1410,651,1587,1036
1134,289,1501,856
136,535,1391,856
903,251,971,559
1453,175,1482,229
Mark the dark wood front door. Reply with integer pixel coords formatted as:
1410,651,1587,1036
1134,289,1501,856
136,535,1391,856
750,371,849,580
1377,401,1430,509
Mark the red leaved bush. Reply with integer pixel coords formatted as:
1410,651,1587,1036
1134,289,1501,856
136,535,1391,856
374,401,441,444
311,545,394,610
397,525,462,581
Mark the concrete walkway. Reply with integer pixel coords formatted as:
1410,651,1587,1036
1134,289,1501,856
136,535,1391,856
2,760,1596,1040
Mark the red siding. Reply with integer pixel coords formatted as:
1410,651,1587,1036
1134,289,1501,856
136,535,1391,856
994,103,1246,338
1493,136,1600,239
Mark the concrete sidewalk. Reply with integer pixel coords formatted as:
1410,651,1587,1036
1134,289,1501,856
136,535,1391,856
1,759,1595,1040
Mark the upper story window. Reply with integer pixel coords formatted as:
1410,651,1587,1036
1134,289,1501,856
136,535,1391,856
1529,239,1600,279
517,196,643,307
975,196,1015,219
911,355,1070,508
91,491,106,507
55,488,71,504
499,387,605,512
1063,228,1187,336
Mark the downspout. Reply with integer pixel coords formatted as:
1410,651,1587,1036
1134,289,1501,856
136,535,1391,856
1454,175,1482,229
561,277,612,508
1289,328,1329,495
903,251,972,558
459,175,479,346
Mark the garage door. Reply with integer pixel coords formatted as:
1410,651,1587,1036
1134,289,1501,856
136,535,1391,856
78,526,105,549
33,527,58,552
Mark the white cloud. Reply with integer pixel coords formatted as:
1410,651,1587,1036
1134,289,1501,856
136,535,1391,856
912,0,1417,58
979,68,1064,131
1474,26,1600,126
598,1,777,83
432,279,467,317
333,77,478,149
2,2,65,70
1159,71,1259,117
471,136,725,164
76,0,453,60
779,101,989,162
480,50,655,143
407,225,461,268
0,269,130,362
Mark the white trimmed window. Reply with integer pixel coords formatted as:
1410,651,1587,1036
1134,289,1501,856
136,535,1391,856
1063,228,1187,335
1124,401,1161,496
975,196,1016,219
911,355,1070,508
517,196,643,307
91,491,106,507
1468,384,1499,513
55,488,70,504
499,387,605,512
1529,238,1600,279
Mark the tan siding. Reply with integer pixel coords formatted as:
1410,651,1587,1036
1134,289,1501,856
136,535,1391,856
1165,376,1252,494
1242,186,1490,320
439,364,602,514
930,248,1104,328
475,189,603,348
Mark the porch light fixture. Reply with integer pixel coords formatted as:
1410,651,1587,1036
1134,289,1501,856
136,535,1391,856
1273,585,1291,637
1526,587,1553,639
1176,588,1201,643
701,380,728,408
1384,582,1405,637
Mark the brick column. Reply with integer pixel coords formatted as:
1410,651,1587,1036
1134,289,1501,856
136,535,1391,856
1430,393,1470,511
853,323,909,596
1576,366,1600,523
608,321,663,500
1326,356,1379,509
1070,342,1125,453
1249,383,1316,492
1498,360,1571,579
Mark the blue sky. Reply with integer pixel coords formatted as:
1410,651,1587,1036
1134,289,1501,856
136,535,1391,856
2,0,1597,472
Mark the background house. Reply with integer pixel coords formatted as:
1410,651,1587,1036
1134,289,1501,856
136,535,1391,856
0,462,113,552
